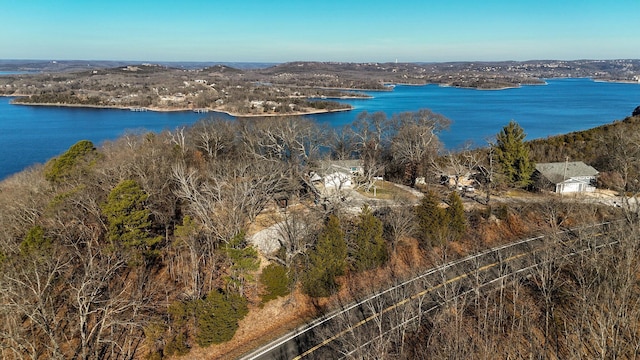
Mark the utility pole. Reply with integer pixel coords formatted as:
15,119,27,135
562,156,569,195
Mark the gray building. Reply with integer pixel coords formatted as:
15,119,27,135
533,161,598,193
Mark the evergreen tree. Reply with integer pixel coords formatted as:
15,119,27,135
302,214,347,297
44,139,97,182
193,290,248,347
415,191,448,247
446,191,466,241
351,205,387,272
494,120,534,187
224,232,259,297
101,179,162,259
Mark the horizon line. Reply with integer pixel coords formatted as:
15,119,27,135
2,58,640,64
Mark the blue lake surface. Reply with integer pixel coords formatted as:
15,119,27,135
1,78,639,180
0,71,39,75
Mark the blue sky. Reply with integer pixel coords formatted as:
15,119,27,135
1,0,638,62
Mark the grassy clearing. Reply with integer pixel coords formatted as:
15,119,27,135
356,181,413,200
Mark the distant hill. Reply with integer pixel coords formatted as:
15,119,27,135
0,59,278,72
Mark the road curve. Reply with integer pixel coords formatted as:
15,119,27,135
239,221,619,360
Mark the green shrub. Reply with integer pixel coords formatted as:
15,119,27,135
166,289,249,352
194,290,248,347
492,204,510,220
260,263,292,303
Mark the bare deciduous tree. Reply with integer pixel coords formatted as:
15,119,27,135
600,126,640,191
390,109,450,186
432,142,482,192
1,250,69,360
191,118,236,160
349,111,392,191
329,126,356,161
376,203,416,254
269,208,319,280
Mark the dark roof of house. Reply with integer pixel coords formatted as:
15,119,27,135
534,161,599,184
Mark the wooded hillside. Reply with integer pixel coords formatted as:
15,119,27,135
528,110,640,191
0,108,635,359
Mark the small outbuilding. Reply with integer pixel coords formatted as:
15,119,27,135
533,161,599,194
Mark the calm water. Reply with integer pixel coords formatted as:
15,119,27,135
1,78,639,180
312,79,640,146
0,71,39,75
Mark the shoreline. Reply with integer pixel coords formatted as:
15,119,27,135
306,95,373,100
314,86,391,92
438,83,523,91
6,98,354,117
593,79,640,85
394,81,546,90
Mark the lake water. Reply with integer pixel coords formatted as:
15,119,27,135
1,78,639,180
0,71,39,75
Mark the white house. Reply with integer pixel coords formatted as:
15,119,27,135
314,160,364,190
533,161,599,194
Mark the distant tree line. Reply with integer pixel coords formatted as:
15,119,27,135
17,91,105,106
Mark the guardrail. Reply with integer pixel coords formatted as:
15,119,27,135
240,220,625,360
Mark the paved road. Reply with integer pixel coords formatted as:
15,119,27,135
240,222,617,359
